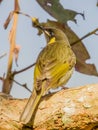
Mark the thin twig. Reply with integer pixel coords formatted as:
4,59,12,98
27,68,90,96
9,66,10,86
15,11,32,19
0,75,32,93
71,28,98,46
13,62,36,75
12,79,32,93
0,53,7,59
15,11,44,30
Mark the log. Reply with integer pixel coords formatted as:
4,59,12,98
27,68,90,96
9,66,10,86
0,84,98,130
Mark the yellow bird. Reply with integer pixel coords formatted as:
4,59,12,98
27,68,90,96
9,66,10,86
20,27,76,124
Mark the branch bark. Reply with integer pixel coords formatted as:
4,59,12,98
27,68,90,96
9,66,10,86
0,84,98,130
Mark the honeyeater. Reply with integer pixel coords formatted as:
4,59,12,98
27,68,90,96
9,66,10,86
20,27,76,124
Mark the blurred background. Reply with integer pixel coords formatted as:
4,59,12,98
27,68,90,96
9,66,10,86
0,0,98,98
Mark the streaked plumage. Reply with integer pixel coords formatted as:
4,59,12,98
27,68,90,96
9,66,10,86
20,27,76,124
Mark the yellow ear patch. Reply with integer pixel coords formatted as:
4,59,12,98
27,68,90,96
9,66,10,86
48,37,56,44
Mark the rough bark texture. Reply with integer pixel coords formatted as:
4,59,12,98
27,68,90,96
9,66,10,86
0,84,98,130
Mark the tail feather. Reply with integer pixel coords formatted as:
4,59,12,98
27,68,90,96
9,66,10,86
20,80,47,124
20,89,42,124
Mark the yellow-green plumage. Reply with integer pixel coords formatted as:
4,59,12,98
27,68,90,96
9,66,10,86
34,40,75,91
20,27,76,124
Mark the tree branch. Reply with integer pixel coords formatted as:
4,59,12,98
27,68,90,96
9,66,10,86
0,84,98,130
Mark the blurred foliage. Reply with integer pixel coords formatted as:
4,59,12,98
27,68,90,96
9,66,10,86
36,0,84,23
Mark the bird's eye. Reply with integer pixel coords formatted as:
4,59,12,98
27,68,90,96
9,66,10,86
48,29,55,37
44,28,55,38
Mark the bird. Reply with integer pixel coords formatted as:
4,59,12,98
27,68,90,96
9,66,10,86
20,27,76,124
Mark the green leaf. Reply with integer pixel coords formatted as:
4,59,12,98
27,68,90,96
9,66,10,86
36,0,84,23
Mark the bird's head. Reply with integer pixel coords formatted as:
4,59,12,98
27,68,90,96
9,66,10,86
42,27,69,44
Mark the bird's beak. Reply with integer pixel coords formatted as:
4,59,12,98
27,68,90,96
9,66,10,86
43,29,51,37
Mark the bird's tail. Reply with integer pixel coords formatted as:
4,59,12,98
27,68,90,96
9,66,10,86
19,88,43,124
